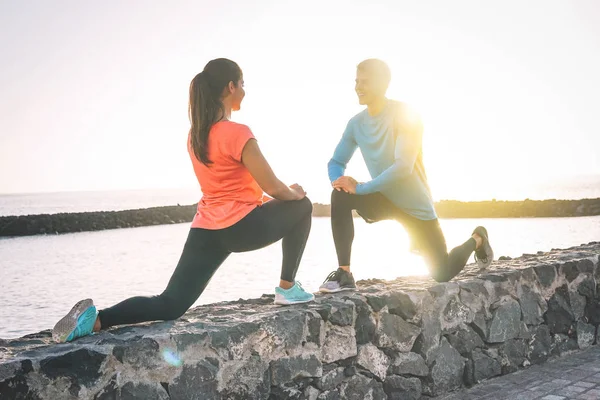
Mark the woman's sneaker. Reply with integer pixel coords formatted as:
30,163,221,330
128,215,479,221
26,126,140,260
52,299,97,343
473,226,494,270
274,282,315,305
319,268,357,293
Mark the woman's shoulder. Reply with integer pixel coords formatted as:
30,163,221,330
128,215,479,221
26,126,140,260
215,120,252,133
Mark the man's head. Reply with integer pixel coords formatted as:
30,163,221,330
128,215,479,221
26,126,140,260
355,59,391,106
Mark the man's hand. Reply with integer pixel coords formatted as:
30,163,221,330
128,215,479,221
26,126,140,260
332,176,358,194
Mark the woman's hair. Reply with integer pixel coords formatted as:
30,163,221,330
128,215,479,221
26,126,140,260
188,58,242,165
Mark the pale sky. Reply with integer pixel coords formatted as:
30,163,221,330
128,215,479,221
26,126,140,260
1,0,599,203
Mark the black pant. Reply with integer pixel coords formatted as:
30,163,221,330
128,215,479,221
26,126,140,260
98,197,312,329
331,190,475,282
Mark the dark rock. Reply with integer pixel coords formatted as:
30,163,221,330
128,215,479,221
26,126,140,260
499,339,527,373
412,308,442,362
269,386,303,400
120,382,169,400
343,366,356,377
0,374,40,400
577,321,596,349
93,374,118,400
317,390,341,400
464,358,475,386
113,337,160,368
545,285,575,334
577,276,596,299
487,298,521,343
554,333,579,356
39,348,106,389
498,256,512,261
356,344,390,380
306,311,324,345
375,311,421,352
534,264,557,288
471,349,501,383
314,300,354,326
339,374,385,400
345,297,375,345
561,261,580,282
578,259,595,274
316,367,345,391
169,360,219,400
446,326,484,357
424,338,465,396
529,325,552,364
387,291,419,321
518,286,547,325
587,299,600,326
442,297,474,334
270,355,322,386
570,291,586,320
321,325,357,363
220,355,270,399
383,375,422,400
387,352,429,377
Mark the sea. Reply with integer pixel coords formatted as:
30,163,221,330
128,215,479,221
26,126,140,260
1,185,600,339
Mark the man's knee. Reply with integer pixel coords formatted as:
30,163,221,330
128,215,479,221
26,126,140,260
331,188,352,205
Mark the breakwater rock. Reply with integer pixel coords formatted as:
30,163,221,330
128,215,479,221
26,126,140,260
2,198,600,237
1,242,600,399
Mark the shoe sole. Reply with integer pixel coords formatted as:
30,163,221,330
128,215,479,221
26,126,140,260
274,297,315,305
318,287,357,294
52,298,94,343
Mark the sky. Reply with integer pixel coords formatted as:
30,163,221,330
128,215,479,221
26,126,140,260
0,0,599,203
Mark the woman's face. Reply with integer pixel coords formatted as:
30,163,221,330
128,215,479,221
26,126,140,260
230,77,245,111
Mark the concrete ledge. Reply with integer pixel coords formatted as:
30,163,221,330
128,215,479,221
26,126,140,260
1,242,599,399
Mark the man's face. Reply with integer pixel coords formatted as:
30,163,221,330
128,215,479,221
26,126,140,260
355,68,388,105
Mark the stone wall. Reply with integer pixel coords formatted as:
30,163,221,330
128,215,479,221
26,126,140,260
1,242,599,400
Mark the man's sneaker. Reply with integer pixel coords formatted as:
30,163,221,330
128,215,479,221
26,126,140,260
52,299,97,343
473,226,494,270
319,268,357,293
274,282,315,305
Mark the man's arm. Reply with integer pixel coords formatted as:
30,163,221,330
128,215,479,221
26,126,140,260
327,121,357,182
355,107,423,195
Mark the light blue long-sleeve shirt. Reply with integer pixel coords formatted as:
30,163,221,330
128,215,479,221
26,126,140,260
328,100,437,220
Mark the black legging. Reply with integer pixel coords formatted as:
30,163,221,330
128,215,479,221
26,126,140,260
98,197,312,329
331,190,475,282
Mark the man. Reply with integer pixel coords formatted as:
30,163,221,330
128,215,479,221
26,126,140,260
319,59,493,293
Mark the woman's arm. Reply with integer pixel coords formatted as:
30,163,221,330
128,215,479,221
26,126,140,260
241,139,305,201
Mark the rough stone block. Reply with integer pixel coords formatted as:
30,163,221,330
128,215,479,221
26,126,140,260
339,374,386,400
529,325,552,364
545,284,576,334
387,352,429,377
345,296,375,345
487,297,522,343
383,375,422,400
356,343,390,380
424,337,465,396
321,324,357,363
577,320,596,349
375,311,421,352
471,349,501,383
518,285,547,325
270,355,322,386
446,326,485,357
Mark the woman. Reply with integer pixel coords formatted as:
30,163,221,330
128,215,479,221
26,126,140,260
52,58,315,343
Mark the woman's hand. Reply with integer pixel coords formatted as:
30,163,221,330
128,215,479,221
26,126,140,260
290,183,306,200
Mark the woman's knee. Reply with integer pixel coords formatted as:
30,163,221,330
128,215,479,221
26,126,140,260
300,196,313,215
158,294,190,321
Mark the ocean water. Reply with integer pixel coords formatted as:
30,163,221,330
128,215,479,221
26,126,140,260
1,216,599,339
